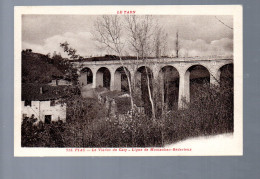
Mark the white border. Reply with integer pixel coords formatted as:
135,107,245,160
14,5,243,156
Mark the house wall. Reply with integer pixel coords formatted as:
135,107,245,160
22,101,40,120
48,79,72,86
21,100,66,123
58,79,72,86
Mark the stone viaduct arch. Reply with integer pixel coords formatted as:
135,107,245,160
96,67,111,89
79,67,93,86
114,66,131,92
135,66,153,98
184,65,210,104
159,65,179,110
219,63,233,88
74,57,233,109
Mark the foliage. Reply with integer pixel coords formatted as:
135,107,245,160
60,42,84,61
22,50,78,84
22,117,65,147
65,95,107,123
162,83,233,144
22,51,63,83
22,76,233,147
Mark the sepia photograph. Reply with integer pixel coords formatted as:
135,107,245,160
14,6,243,156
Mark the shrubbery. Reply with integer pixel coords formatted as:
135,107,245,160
22,78,233,147
21,64,233,148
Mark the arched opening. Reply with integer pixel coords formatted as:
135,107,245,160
220,64,233,89
135,66,153,116
96,67,111,89
186,65,210,103
114,66,131,92
79,67,93,86
219,63,234,130
159,66,179,110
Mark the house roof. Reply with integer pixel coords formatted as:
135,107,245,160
22,83,74,101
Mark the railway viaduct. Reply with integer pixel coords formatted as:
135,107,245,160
72,57,233,108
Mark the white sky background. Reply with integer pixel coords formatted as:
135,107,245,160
22,15,233,58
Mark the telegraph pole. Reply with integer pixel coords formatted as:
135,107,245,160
176,30,179,58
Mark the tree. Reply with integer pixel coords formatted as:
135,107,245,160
154,26,168,58
60,41,84,61
93,15,135,112
125,15,167,119
59,42,80,84
125,15,155,59
215,16,233,30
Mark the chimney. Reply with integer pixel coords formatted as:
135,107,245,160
40,87,43,94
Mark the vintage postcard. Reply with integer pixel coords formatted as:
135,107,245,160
14,5,243,156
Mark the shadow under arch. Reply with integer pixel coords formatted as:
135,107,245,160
114,66,131,92
135,66,153,116
219,63,234,131
79,67,93,86
96,67,111,89
159,65,180,110
185,65,210,103
220,63,233,88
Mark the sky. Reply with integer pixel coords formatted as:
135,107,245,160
22,15,233,58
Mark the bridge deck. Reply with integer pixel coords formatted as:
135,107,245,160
72,56,233,66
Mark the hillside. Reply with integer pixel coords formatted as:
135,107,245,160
22,51,65,84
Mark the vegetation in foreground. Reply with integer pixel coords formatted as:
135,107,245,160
22,81,233,148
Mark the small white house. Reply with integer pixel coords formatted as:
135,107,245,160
22,100,66,124
22,84,68,124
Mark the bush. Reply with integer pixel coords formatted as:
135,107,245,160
21,77,233,147
162,81,233,144
22,119,65,147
